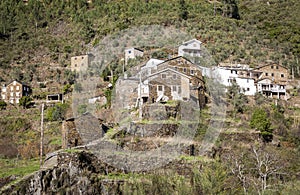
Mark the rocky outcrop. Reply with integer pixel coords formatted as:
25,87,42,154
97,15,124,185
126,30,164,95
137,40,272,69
1,151,122,195
0,149,203,194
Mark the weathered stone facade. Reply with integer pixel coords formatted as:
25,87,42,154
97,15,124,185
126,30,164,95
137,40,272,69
143,56,206,107
70,54,94,72
255,64,289,99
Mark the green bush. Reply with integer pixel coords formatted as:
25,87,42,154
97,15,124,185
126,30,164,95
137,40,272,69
0,100,7,110
19,96,32,109
45,103,68,121
250,108,273,142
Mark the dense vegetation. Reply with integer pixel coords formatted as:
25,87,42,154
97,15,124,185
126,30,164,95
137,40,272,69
0,0,300,86
0,0,300,193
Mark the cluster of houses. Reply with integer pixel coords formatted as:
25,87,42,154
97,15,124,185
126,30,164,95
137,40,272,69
0,39,290,107
115,39,290,111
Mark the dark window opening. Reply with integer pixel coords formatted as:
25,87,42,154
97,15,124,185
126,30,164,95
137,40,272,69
158,85,163,91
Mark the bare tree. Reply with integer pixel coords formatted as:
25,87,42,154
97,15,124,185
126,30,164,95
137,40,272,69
226,146,283,195
251,146,281,195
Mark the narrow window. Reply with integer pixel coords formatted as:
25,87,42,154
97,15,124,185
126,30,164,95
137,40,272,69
158,85,163,91
247,88,250,91
190,69,194,75
161,74,166,79
276,66,279,69
172,86,177,92
281,74,284,78
178,86,181,93
271,65,274,69
271,73,274,76
183,68,187,73
247,79,249,83
82,56,84,59
265,73,268,76
173,74,177,80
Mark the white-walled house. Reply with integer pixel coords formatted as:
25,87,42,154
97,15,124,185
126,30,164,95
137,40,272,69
124,48,144,65
178,39,202,58
212,66,257,96
235,77,256,96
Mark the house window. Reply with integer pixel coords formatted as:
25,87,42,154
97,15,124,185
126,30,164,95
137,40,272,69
10,92,13,96
276,66,279,69
173,74,177,80
190,69,195,75
271,73,274,77
178,86,181,93
75,57,77,60
172,86,177,92
128,50,131,54
82,56,84,59
161,74,166,79
281,74,284,78
16,86,19,90
247,88,250,91
158,85,163,91
193,44,196,47
174,67,178,71
10,86,14,91
75,64,77,67
247,79,249,83
183,68,187,73
265,73,268,76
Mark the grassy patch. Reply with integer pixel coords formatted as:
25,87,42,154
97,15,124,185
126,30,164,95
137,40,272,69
0,158,40,178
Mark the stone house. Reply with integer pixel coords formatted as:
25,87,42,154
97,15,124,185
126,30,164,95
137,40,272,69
1,80,31,104
70,54,94,72
114,77,139,109
254,64,289,99
139,56,206,108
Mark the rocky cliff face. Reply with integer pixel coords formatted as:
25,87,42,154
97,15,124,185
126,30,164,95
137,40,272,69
1,151,123,195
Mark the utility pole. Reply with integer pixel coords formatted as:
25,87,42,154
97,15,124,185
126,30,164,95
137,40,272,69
40,103,44,168
139,72,143,119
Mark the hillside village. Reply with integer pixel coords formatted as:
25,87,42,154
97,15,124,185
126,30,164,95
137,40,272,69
0,0,300,193
1,38,300,194
0,39,292,109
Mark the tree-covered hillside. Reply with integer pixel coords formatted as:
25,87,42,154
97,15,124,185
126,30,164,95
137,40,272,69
0,0,299,85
